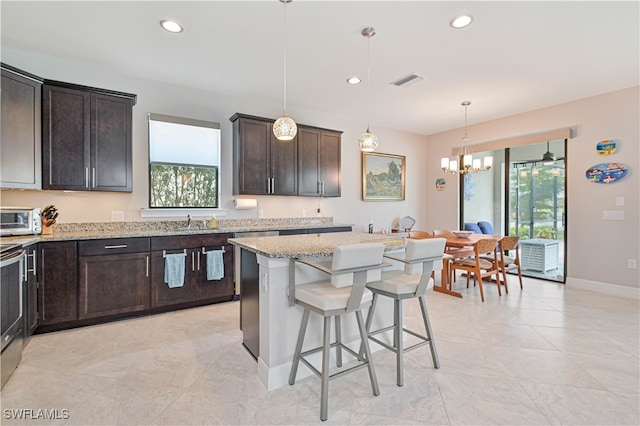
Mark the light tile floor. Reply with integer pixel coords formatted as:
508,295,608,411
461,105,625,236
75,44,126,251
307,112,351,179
1,276,638,425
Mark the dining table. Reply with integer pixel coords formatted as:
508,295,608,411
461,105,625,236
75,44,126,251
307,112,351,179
408,232,501,298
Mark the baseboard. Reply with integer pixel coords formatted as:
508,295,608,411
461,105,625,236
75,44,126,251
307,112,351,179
566,277,640,299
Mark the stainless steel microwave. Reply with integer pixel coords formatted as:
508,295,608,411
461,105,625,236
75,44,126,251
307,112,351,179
0,207,41,236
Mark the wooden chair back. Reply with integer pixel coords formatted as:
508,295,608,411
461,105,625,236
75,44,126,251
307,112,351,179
499,236,519,251
475,238,499,256
409,230,432,239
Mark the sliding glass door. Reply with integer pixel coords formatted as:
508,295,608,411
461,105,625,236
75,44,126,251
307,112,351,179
461,140,567,283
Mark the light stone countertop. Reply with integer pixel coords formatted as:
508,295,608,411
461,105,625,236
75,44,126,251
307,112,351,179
228,231,406,258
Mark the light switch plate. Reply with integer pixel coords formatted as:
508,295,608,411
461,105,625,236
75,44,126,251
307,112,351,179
602,210,625,220
616,197,625,207
111,211,125,222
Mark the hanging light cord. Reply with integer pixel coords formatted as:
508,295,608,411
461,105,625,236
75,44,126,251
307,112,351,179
282,0,288,115
366,31,371,131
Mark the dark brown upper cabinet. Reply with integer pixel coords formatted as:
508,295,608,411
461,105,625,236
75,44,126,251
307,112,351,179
297,126,341,197
230,113,341,197
230,113,298,196
1,63,43,190
42,80,136,192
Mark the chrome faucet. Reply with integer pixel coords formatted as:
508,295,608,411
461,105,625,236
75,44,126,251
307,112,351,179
187,214,191,230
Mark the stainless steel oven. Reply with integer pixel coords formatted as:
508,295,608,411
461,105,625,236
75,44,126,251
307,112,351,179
1,242,25,389
0,207,41,236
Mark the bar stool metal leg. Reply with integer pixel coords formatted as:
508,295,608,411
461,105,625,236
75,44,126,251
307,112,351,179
335,316,342,368
289,308,310,385
395,299,404,386
418,296,440,369
356,310,380,396
320,316,332,421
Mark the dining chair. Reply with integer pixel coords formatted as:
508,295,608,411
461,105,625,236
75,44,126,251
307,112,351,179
449,238,501,302
364,238,446,386
497,236,523,289
288,243,386,421
433,229,474,288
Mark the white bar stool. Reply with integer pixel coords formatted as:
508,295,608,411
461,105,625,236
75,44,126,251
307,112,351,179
364,238,446,386
288,243,387,421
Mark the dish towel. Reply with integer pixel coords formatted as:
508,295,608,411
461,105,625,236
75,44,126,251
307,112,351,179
164,253,186,288
206,250,224,281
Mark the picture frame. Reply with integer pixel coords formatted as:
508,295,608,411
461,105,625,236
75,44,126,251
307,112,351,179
362,152,406,200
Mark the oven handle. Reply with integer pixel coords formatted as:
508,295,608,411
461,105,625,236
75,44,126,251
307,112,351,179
0,249,26,268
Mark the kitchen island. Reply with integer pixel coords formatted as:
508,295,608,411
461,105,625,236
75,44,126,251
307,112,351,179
228,231,405,390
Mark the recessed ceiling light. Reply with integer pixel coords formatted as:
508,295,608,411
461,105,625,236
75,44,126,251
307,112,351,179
160,20,184,33
450,15,473,29
347,77,362,85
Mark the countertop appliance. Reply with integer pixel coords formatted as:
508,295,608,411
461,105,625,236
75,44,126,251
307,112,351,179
1,242,25,389
0,207,41,236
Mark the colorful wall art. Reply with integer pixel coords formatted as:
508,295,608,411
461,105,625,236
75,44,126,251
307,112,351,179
436,178,446,191
596,139,617,155
585,162,628,184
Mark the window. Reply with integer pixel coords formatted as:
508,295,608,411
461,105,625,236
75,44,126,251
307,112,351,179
148,113,220,208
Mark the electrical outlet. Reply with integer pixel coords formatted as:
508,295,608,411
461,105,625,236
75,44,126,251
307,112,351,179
602,210,625,220
111,211,125,222
628,259,637,269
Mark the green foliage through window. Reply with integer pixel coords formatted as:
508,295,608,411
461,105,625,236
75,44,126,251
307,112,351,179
150,163,218,208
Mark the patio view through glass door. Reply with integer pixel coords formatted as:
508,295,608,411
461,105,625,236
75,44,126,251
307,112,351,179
460,140,566,283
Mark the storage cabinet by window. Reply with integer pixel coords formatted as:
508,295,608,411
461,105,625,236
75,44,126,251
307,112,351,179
42,81,136,192
0,63,42,190
297,126,341,197
150,234,234,308
38,241,77,326
231,113,297,195
78,238,150,320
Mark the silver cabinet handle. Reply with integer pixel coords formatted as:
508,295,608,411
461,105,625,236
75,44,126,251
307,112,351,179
105,244,127,249
271,178,275,194
85,167,89,188
146,255,149,277
321,181,325,195
30,249,37,276
197,251,201,271
191,251,195,271
92,168,96,188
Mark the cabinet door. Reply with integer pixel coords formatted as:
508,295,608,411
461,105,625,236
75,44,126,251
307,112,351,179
297,127,321,196
270,131,297,195
150,250,195,307
318,131,341,197
1,66,42,189
39,242,78,325
193,248,235,301
78,252,150,320
234,117,271,195
42,84,91,190
90,93,133,192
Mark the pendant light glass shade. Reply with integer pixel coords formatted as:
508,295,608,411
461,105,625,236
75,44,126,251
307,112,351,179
359,27,378,152
274,0,297,141
273,114,297,141
358,128,379,152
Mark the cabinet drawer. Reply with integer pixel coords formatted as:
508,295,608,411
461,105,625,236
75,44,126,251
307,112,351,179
151,234,232,251
78,238,150,256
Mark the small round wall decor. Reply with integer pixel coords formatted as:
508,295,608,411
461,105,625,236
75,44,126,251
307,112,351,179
585,162,628,184
436,178,446,191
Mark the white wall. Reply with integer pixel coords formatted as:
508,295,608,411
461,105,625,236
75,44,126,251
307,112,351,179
0,49,427,233
425,86,640,292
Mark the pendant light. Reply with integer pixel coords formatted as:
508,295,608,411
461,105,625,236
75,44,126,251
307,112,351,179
358,27,379,152
273,0,297,141
441,101,493,174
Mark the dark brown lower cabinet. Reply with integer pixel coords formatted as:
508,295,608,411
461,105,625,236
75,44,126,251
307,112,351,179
38,241,78,326
78,252,150,320
150,234,235,308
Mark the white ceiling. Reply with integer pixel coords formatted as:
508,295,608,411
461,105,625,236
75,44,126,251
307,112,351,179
2,1,638,135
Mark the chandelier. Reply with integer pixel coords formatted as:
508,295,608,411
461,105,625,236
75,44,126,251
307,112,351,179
441,101,492,174
273,0,297,141
358,27,379,152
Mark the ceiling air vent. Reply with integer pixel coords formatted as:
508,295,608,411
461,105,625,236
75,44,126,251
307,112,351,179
390,73,424,87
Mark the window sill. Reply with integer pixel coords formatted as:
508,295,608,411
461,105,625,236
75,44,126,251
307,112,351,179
139,208,228,219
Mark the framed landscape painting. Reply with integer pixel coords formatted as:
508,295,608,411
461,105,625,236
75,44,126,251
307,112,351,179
362,152,406,200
